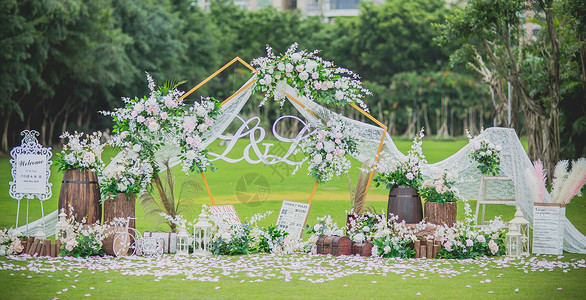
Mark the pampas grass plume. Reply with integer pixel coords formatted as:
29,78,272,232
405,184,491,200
561,158,586,204
533,160,547,203
551,160,569,203
525,167,541,203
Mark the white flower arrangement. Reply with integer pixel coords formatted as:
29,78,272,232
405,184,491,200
57,207,111,257
0,228,24,256
56,131,105,172
374,128,427,189
98,147,154,201
370,213,419,258
304,215,345,253
419,170,461,203
468,131,501,175
252,43,371,112
294,114,359,183
433,217,506,258
100,74,221,197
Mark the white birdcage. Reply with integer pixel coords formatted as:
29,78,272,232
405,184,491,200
176,224,190,256
509,206,531,255
193,211,212,256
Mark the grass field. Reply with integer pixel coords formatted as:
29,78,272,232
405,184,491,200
1,137,585,299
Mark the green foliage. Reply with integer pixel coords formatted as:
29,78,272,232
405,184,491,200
59,233,106,258
258,225,288,253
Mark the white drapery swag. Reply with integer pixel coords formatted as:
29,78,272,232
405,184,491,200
24,76,586,254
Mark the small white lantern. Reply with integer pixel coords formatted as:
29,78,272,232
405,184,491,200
509,206,531,255
34,223,46,241
176,224,190,256
506,223,522,257
193,211,212,256
55,209,68,240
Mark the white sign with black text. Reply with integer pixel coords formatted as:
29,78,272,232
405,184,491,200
276,200,311,239
532,203,565,255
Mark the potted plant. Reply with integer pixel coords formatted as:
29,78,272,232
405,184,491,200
419,170,460,227
373,129,427,223
55,131,105,224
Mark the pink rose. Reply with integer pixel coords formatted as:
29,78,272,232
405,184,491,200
325,153,333,161
313,81,321,90
316,142,323,150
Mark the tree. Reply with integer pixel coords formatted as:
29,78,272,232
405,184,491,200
435,0,585,179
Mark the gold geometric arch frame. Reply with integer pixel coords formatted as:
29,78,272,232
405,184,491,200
177,57,387,206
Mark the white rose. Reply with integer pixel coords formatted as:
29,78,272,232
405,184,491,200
313,155,323,164
148,121,160,132
196,106,207,117
335,90,344,101
384,245,391,254
285,63,294,73
185,150,196,160
291,52,302,61
299,71,309,81
313,224,322,232
305,60,318,71
277,62,285,71
132,144,142,152
263,74,273,85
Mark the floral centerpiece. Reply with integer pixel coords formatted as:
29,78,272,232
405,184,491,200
374,128,427,189
419,170,460,203
98,146,154,201
293,115,358,183
468,137,501,176
57,207,112,257
420,170,461,226
293,114,358,183
251,43,371,111
434,218,506,259
0,228,24,256
370,214,418,259
346,211,384,243
55,131,106,172
179,206,301,255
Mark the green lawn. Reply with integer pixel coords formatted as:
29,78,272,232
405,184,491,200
1,137,585,299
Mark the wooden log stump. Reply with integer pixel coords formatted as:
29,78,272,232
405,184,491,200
103,193,135,229
59,169,102,225
424,202,457,227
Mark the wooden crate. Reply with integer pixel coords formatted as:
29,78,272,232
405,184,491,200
352,242,373,257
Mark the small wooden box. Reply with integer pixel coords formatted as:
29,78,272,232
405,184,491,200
317,236,353,256
352,242,374,257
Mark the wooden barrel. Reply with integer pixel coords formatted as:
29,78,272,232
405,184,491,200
387,186,423,224
103,193,136,229
58,169,101,225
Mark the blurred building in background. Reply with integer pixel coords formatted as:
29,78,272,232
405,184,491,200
195,0,385,21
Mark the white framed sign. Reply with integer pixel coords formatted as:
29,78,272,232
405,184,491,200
9,130,52,200
276,200,311,239
532,203,565,255
9,130,52,229
209,205,241,225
